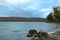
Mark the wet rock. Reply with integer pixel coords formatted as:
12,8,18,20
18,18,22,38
27,29,37,37
41,32,48,38
27,30,49,40
29,29,37,34
31,36,39,40
27,34,32,37
31,32,49,40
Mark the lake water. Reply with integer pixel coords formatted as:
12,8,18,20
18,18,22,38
0,22,60,40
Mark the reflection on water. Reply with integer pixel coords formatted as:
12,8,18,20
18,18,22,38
0,22,60,40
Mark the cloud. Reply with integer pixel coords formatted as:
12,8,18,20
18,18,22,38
41,8,52,12
0,0,58,18
0,2,4,6
25,4,40,11
0,13,9,17
41,8,53,17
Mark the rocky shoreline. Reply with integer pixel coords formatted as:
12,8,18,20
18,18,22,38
48,29,60,40
27,29,60,40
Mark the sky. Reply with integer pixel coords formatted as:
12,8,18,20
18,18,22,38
0,0,59,18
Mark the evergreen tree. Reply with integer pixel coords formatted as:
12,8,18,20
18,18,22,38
47,13,53,21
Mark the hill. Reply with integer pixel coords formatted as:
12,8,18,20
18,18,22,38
0,17,47,22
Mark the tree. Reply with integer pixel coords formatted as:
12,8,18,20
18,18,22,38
54,6,60,22
47,13,53,21
47,6,60,22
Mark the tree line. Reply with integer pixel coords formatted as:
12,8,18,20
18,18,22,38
47,6,60,22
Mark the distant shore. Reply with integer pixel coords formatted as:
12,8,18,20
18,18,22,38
0,17,47,22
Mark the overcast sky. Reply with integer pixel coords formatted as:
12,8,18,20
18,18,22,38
0,0,59,18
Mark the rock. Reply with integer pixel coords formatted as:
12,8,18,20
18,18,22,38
29,29,37,34
48,29,60,40
27,29,37,37
36,32,42,37
31,36,39,40
31,32,49,40
27,34,32,37
41,32,49,38
48,33,56,40
37,32,48,38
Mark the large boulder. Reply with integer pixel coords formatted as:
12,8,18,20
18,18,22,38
31,32,49,40
27,29,37,37
41,32,48,38
29,29,37,34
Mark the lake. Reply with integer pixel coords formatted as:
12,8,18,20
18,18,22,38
0,22,60,40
